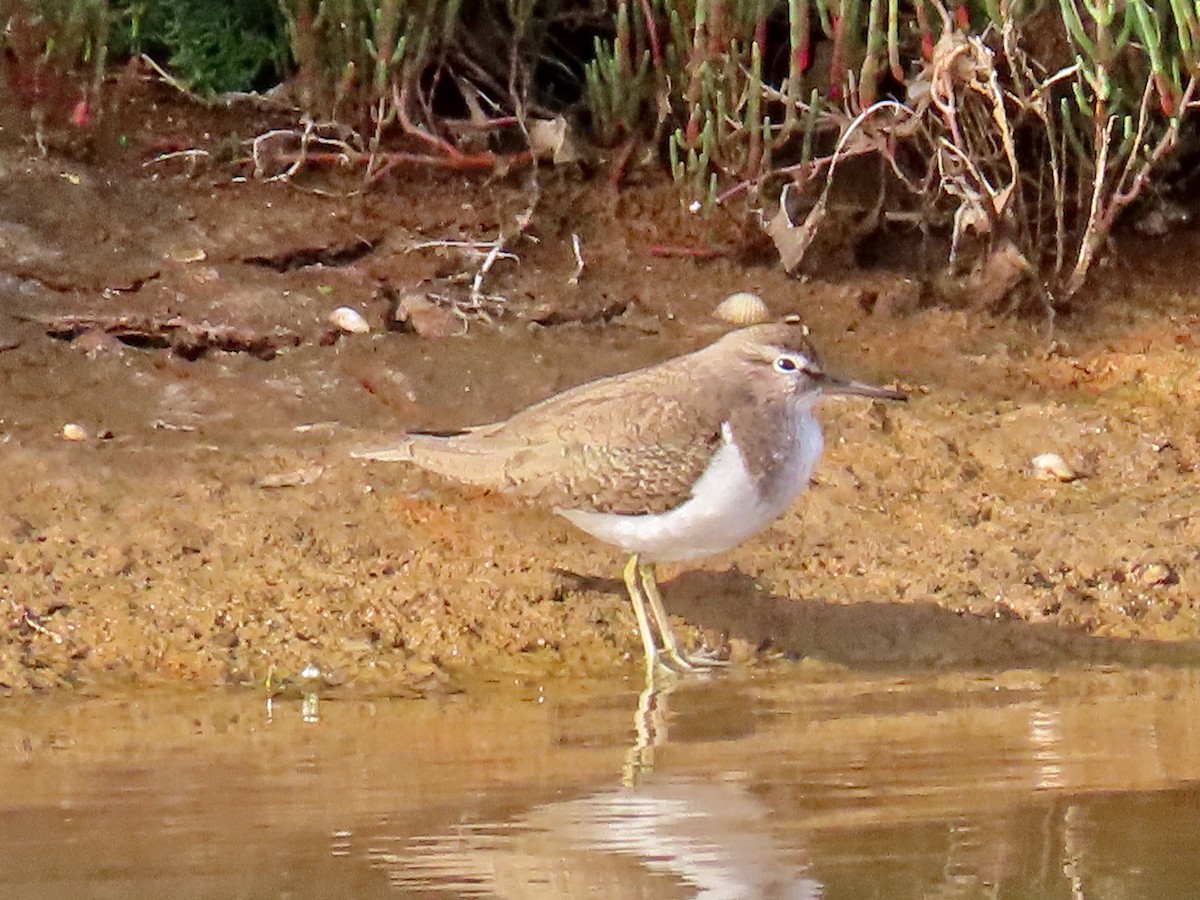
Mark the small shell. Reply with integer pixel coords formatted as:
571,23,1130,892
328,306,371,334
714,291,770,326
61,422,88,442
1032,452,1077,482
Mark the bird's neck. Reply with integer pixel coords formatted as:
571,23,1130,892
727,396,824,503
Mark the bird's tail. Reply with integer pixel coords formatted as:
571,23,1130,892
350,443,417,463
351,432,510,489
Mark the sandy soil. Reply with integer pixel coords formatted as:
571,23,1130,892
2,85,1200,694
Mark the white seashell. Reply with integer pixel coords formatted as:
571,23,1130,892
1032,452,1077,482
714,291,770,326
61,422,88,442
328,306,371,334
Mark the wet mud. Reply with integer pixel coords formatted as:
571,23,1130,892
3,86,1200,695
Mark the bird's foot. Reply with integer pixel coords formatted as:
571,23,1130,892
653,644,730,676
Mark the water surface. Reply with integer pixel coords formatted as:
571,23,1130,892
2,666,1199,898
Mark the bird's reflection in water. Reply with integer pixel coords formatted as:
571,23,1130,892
381,673,821,898
624,667,676,785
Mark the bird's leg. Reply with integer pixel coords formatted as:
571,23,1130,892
623,553,663,672
634,561,696,671
638,562,728,670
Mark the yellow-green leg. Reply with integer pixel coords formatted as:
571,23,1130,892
622,554,662,671
622,555,726,673
637,562,727,670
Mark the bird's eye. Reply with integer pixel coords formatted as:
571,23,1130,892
773,355,800,373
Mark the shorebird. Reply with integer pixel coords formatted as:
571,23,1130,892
353,318,906,673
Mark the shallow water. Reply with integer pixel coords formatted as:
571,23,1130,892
3,666,1199,899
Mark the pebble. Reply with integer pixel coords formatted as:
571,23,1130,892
328,306,371,334
394,293,464,339
61,423,88,442
1032,452,1078,482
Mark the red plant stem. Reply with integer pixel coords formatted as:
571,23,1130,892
1155,72,1175,116
915,0,933,60
637,0,662,69
755,11,768,58
829,14,844,99
607,138,638,188
708,0,726,58
396,83,463,158
683,5,707,147
954,1,970,30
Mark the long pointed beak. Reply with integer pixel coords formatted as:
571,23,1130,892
820,373,907,401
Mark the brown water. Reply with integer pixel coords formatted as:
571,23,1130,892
3,665,1199,899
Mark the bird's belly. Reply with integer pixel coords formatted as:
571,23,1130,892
558,415,823,563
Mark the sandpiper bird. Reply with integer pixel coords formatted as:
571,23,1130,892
353,318,905,673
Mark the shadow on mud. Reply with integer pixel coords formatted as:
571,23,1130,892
569,567,1200,671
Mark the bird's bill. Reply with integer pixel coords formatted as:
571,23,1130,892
821,374,907,401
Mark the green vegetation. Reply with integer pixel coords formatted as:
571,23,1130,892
116,0,288,94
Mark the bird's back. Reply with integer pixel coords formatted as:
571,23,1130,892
355,344,743,515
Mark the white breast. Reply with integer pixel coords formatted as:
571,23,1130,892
558,408,824,563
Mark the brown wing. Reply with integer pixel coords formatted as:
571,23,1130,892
396,356,740,515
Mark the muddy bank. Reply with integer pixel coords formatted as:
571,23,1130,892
2,88,1200,694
